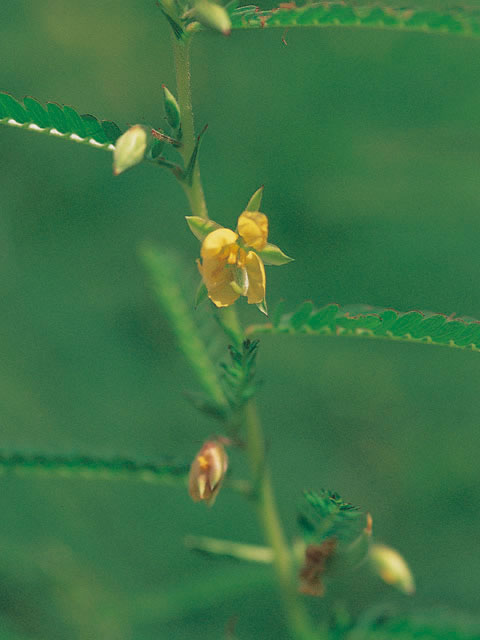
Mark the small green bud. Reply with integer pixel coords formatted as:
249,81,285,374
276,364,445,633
113,125,147,175
162,84,181,130
191,0,232,35
369,543,415,595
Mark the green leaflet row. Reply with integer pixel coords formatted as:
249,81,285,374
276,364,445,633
230,3,480,39
0,451,189,484
248,302,480,352
0,92,123,151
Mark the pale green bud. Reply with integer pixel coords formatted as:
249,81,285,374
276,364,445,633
369,543,415,595
191,0,231,36
162,84,181,130
113,125,147,175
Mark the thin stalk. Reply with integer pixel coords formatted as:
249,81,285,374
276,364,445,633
244,401,320,640
172,36,209,220
170,32,319,640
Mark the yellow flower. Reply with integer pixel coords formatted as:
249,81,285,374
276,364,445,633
198,211,268,308
188,440,228,507
187,190,292,312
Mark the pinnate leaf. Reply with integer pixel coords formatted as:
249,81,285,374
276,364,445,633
0,91,123,152
0,450,189,484
247,303,480,352
230,3,480,40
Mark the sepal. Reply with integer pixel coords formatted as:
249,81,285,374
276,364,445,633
186,216,222,242
162,84,181,130
257,242,294,266
256,299,268,316
245,185,264,212
194,280,209,309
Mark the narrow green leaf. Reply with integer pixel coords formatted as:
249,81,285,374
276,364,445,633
23,96,49,128
245,185,264,212
63,105,87,137
194,280,209,309
256,299,268,316
81,114,108,143
247,303,480,353
101,120,122,143
289,301,313,330
46,102,69,133
182,124,208,186
0,92,29,123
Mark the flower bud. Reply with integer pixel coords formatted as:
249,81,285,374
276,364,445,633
113,125,147,175
369,543,415,595
191,0,231,36
188,440,228,507
162,85,181,130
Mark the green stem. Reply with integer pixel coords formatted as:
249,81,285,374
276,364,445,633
172,36,209,220
170,31,319,640
244,401,319,640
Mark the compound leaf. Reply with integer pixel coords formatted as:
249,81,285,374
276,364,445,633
247,303,480,353
229,2,480,40
0,91,123,153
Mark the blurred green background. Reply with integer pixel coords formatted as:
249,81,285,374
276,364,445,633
1,1,480,637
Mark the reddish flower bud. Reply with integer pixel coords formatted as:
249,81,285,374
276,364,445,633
188,440,228,507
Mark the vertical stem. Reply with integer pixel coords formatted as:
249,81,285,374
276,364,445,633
170,31,319,640
172,36,209,220
244,401,319,640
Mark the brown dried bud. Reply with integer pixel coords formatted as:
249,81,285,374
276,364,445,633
299,538,337,597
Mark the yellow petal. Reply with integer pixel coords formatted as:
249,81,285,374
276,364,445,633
201,228,238,259
245,251,266,304
237,211,268,251
199,258,240,307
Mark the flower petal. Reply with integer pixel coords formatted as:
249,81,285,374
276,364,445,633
199,258,240,307
245,251,266,304
201,228,238,259
237,211,268,251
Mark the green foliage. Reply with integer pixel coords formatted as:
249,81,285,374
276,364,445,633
221,339,259,414
298,490,363,546
337,609,480,640
230,3,480,39
140,244,227,407
249,303,480,352
0,450,189,484
0,92,122,151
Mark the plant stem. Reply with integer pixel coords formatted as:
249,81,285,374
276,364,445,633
172,36,209,220
171,32,319,640
244,400,319,640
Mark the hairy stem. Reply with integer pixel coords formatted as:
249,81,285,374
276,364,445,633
172,36,209,220
171,32,318,640
244,401,319,640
